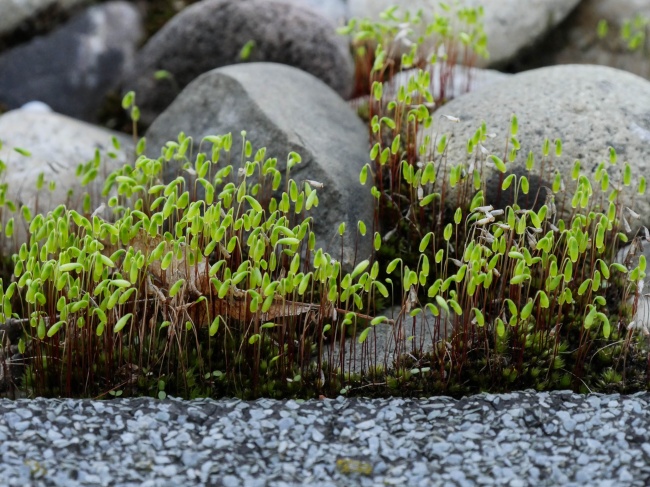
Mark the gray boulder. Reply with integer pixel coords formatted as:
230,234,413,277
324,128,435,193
428,64,650,222
531,0,650,80
123,0,354,127
0,109,134,249
0,0,89,38
0,2,143,122
347,0,581,68
616,239,650,333
264,0,348,26
144,63,372,268
387,65,510,103
323,305,454,375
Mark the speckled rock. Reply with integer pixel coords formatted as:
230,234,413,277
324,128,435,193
347,0,581,68
325,305,454,375
0,2,143,121
428,64,650,223
265,0,348,25
0,0,89,38
388,65,510,102
122,0,354,127
144,63,372,268
0,109,133,248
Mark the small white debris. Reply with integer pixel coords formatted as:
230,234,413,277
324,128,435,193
441,114,460,123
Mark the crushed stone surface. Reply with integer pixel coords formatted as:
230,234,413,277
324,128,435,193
1,390,649,486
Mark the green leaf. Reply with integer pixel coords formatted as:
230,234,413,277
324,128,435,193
111,279,132,289
391,135,401,155
435,296,449,313
13,147,31,157
47,320,66,338
358,327,372,344
448,299,462,315
473,308,485,326
136,137,146,156
437,135,447,154
496,318,505,337
374,281,389,298
454,208,462,225
489,155,507,173
510,114,518,136
358,220,367,236
510,274,529,285
359,165,368,185
386,258,401,274
520,176,529,194
351,260,369,279
502,174,515,190
372,81,383,101
520,299,534,320
113,313,133,333
209,316,220,336
169,279,185,297
58,263,83,273
624,163,632,186
568,237,579,262
244,195,263,213
609,146,617,164
118,288,136,305
526,151,535,170
506,299,518,318
275,237,300,247
95,321,105,337
597,19,609,39
239,39,255,60
419,193,438,207
536,292,549,309
571,160,581,180
218,279,231,299
564,260,573,282
121,91,135,109
419,233,432,252
444,223,453,241
161,251,173,270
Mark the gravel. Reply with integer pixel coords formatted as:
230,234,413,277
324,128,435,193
1,390,650,486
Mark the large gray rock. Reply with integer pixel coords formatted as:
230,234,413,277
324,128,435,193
531,0,650,80
324,305,454,375
0,0,88,38
265,0,348,26
0,109,134,249
144,63,372,268
388,65,510,103
123,0,354,127
0,2,143,122
616,239,650,330
347,0,581,68
428,64,650,222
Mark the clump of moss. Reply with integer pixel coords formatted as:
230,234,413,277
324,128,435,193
1,4,650,401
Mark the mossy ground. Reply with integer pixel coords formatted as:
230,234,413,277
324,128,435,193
2,3,650,403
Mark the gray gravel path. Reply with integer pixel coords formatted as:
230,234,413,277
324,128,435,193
1,390,649,486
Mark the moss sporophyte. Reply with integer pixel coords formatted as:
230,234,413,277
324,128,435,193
0,4,649,400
